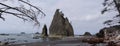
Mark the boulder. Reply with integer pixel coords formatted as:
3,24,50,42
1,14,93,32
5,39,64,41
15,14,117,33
41,24,48,37
83,32,92,36
49,9,74,37
96,25,120,38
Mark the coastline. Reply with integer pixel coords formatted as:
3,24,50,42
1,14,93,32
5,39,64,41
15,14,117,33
3,36,107,46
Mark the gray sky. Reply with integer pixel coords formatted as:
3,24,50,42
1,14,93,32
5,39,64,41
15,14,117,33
0,0,115,35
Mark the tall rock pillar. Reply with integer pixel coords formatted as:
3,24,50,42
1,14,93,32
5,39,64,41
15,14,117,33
49,9,74,37
41,24,48,37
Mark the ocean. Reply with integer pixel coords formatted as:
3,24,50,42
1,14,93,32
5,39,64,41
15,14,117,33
0,33,108,46
0,33,43,44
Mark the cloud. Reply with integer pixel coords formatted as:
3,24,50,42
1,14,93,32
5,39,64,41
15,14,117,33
0,0,115,34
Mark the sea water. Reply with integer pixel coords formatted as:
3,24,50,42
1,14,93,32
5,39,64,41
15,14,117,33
0,33,43,44
0,34,107,46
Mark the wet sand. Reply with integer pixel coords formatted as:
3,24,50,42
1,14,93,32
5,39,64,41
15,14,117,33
6,40,87,46
3,38,107,46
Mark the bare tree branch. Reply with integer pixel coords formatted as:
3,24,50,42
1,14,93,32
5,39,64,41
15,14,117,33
0,0,46,26
102,0,120,25
19,0,46,16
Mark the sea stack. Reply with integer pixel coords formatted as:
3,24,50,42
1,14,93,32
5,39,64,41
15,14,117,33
41,24,48,37
49,9,74,37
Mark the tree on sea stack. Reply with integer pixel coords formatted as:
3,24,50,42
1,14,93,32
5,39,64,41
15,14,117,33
0,0,45,26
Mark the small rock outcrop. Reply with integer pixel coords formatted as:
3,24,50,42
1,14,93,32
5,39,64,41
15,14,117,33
41,25,48,37
83,32,92,36
49,9,74,37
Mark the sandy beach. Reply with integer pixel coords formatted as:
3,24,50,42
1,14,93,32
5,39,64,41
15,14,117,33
6,40,87,46
3,37,107,46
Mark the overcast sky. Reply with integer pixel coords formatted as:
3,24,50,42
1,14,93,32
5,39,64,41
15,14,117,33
0,0,116,35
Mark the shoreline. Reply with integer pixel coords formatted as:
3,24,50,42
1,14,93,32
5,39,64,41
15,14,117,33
3,36,107,46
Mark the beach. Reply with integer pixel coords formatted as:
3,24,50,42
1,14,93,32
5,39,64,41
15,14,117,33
3,36,107,46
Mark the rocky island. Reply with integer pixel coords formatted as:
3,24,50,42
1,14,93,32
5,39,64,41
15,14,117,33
49,9,74,37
